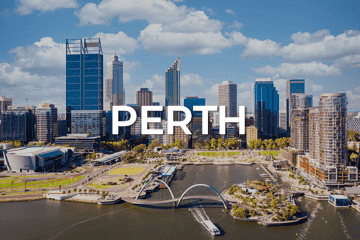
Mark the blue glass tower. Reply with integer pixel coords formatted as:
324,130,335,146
66,38,103,111
286,79,305,131
252,78,279,138
184,97,205,117
165,58,180,107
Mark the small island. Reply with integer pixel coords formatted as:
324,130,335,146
224,180,307,226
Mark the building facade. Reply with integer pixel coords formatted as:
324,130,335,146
136,88,153,107
286,79,305,131
105,53,124,111
35,103,58,143
71,110,106,139
165,58,180,107
252,78,279,139
66,38,103,111
184,97,205,117
0,106,35,143
347,116,360,133
0,96,12,112
290,94,313,151
218,81,237,117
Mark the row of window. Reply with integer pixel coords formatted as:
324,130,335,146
67,76,101,84
66,98,100,106
66,90,99,98
66,54,103,62
66,62,102,69
67,84,102,91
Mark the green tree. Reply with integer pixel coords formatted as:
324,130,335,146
148,139,160,150
350,153,358,163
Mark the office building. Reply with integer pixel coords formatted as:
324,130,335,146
218,81,237,117
105,53,124,111
252,78,279,139
152,102,162,118
71,110,106,139
184,97,205,117
35,103,58,143
279,109,287,131
165,58,180,107
309,107,320,161
286,79,305,131
347,115,360,133
55,134,100,152
105,110,130,141
66,38,103,111
0,96,12,112
246,126,258,146
0,106,36,143
290,94,313,151
136,88,153,107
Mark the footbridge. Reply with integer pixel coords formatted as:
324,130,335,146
123,181,228,209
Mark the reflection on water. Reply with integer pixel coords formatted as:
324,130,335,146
1,165,359,240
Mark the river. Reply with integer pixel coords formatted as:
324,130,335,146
1,165,359,240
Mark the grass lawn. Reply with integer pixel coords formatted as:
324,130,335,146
0,176,84,189
259,150,280,156
197,152,218,157
107,167,146,176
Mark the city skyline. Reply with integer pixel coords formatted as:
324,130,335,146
0,0,359,113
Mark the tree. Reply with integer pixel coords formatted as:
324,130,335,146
23,179,28,191
350,153,358,163
133,144,147,155
11,179,15,191
148,139,160,150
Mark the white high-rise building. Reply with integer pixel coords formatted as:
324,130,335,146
105,53,124,111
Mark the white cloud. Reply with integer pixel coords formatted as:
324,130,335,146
0,63,66,111
76,0,188,26
280,30,360,62
204,84,219,105
17,0,78,15
225,9,236,15
9,37,65,68
139,25,245,55
92,31,139,55
290,29,331,45
253,62,341,79
333,54,360,68
202,7,214,15
181,73,205,87
228,20,243,30
347,87,360,110
240,38,281,59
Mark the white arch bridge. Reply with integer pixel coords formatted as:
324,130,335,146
121,180,228,209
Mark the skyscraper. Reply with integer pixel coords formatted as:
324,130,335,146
35,103,58,143
165,58,180,107
105,53,124,111
218,81,237,117
252,78,279,138
184,97,205,117
66,38,103,111
286,79,305,131
0,96,12,113
136,88,153,107
290,93,313,151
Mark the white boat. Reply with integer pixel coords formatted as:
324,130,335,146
202,220,220,236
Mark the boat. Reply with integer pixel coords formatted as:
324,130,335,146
202,220,221,236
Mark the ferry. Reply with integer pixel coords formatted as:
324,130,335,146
202,220,221,236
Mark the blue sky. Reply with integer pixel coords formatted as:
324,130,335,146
0,0,359,113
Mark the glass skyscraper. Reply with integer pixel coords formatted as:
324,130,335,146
184,97,205,117
165,58,180,107
252,78,279,139
66,38,103,111
286,79,305,131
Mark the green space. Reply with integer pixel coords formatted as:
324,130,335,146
197,152,218,157
259,151,279,156
0,175,84,191
107,167,146,176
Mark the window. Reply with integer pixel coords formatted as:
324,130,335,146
85,84,98,90
66,69,80,76
85,69,98,75
67,84,80,91
85,62,98,68
66,91,80,98
85,54,98,61
85,76,98,83
85,91,98,98
66,55,80,62
66,77,80,84
66,62,80,69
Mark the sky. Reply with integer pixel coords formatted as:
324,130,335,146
0,0,359,113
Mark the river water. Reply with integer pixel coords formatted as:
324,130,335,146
1,165,359,240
